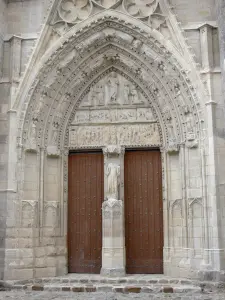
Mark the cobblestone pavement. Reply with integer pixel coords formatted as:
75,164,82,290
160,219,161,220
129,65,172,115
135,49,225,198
0,291,225,300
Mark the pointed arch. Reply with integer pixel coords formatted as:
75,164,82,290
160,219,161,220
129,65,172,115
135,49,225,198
15,10,205,154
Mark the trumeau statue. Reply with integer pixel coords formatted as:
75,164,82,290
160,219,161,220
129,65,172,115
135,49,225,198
106,163,120,199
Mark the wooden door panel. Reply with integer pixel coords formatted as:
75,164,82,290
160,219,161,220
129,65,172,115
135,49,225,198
124,150,163,274
68,152,104,273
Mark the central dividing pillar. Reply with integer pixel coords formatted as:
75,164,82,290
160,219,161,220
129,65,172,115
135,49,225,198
101,145,125,277
101,198,125,276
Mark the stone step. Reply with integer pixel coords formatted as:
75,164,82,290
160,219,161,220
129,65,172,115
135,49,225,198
11,283,202,294
10,276,203,286
7,275,224,294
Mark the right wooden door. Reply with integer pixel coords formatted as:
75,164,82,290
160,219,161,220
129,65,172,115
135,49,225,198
124,150,163,274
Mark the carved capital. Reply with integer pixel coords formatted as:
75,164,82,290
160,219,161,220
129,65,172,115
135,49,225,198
47,146,61,157
103,145,124,157
166,141,180,154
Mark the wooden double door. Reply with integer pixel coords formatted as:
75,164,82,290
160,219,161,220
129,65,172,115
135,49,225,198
68,150,163,274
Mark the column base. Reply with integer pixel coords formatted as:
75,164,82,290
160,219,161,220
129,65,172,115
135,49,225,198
100,268,125,277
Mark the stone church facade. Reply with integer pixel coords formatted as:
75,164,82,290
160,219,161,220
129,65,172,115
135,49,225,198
0,0,225,281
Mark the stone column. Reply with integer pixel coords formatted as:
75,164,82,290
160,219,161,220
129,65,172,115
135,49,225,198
101,146,125,277
216,0,225,94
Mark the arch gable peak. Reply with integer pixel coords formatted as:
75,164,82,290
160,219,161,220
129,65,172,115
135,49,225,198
15,3,206,155
14,3,205,112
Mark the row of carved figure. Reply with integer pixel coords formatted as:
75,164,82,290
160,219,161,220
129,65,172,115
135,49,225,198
69,123,160,147
83,72,144,106
74,108,154,123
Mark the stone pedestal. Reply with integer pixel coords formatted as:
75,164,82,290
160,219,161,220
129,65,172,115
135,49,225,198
101,198,125,277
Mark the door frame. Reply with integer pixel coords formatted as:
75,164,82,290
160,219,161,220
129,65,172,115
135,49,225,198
66,146,166,274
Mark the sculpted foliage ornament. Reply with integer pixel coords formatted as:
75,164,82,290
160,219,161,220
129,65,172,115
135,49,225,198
58,0,92,23
123,0,158,19
93,0,122,9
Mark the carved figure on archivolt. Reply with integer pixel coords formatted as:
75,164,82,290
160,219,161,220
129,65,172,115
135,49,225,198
50,114,61,146
163,106,172,121
186,113,194,135
28,117,38,149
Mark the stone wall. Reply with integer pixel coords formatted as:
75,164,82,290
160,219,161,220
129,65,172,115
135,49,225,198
0,0,225,281
216,0,225,261
0,0,51,280
0,0,8,281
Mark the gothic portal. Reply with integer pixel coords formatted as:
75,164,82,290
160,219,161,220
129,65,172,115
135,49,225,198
1,0,225,282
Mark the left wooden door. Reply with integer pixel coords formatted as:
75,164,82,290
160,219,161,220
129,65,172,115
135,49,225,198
68,151,104,273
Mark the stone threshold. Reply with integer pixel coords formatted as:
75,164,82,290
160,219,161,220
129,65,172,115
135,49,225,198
4,274,225,294
10,283,201,294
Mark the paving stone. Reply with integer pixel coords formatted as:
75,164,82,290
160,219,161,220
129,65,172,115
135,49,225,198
158,279,169,284
70,279,79,283
163,287,173,293
180,280,193,285
169,279,179,284
124,287,141,293
72,287,85,292
62,286,71,291
127,279,137,284
97,285,113,292
80,279,89,283
1,290,225,299
148,280,158,284
138,280,147,284
32,285,44,291
85,286,97,292
118,279,127,283
113,287,124,293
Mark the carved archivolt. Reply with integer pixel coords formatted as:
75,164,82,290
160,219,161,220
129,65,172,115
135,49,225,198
17,10,203,156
